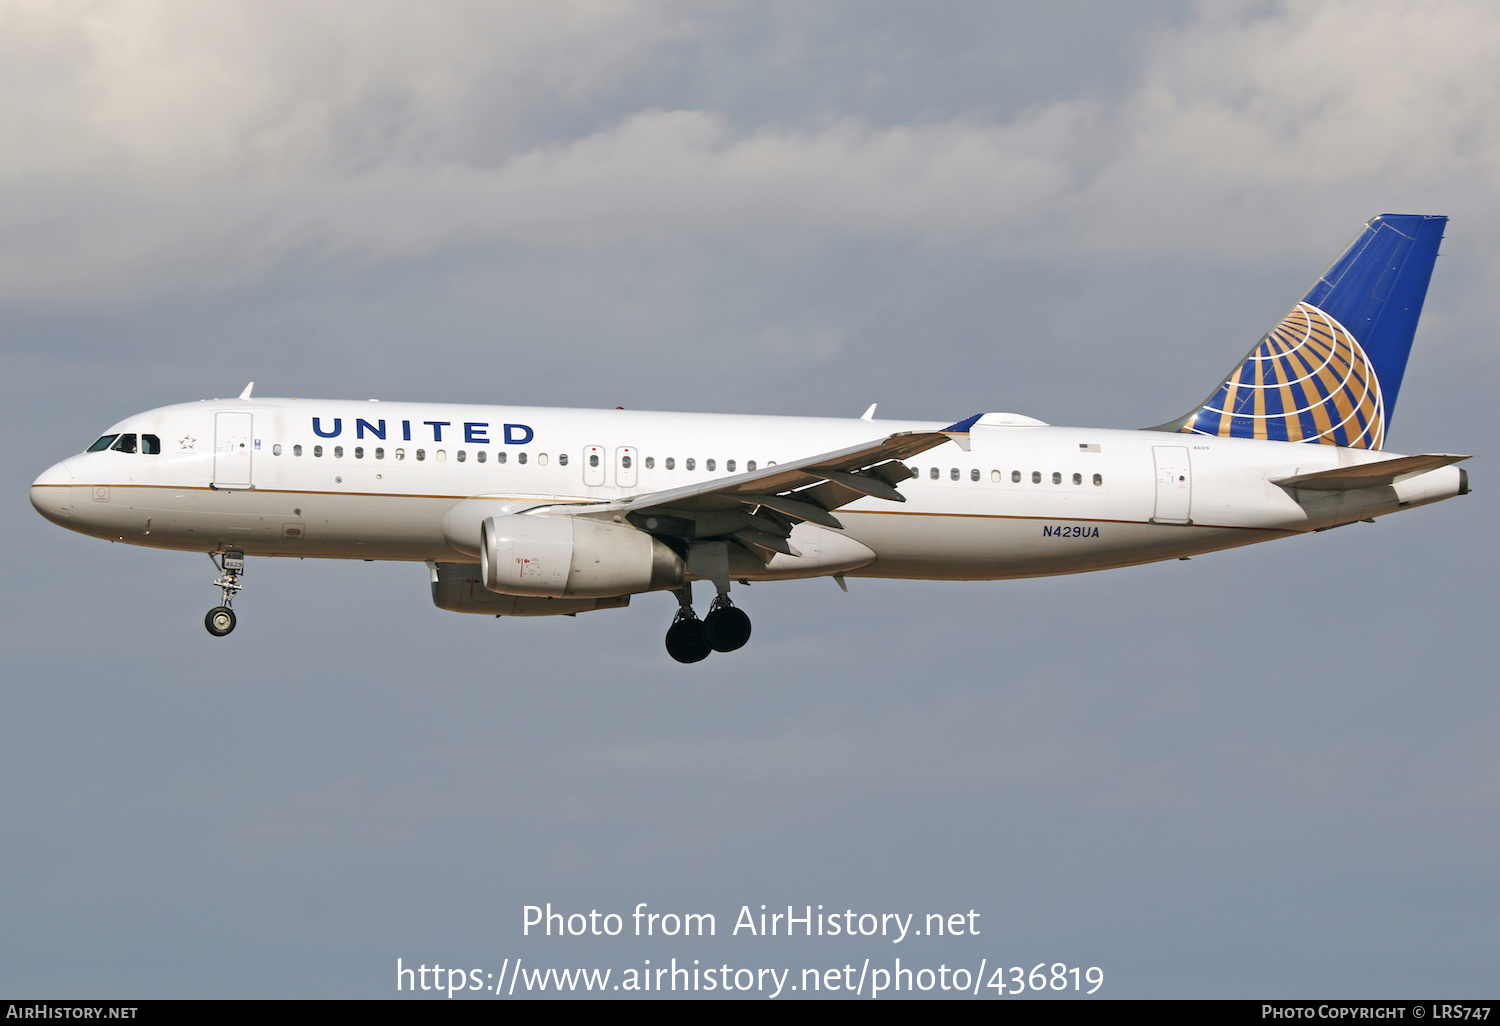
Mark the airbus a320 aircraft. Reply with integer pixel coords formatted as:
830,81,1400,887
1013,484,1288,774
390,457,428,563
31,214,1469,662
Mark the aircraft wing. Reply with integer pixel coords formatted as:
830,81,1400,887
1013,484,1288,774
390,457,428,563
1272,453,1470,491
571,416,980,561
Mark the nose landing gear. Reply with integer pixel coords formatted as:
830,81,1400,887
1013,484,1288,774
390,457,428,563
205,550,244,637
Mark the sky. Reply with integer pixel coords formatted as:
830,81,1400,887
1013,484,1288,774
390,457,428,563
2,0,1497,999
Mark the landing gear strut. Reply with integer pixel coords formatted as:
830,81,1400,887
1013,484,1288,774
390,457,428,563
665,584,711,664
205,550,244,637
663,578,753,663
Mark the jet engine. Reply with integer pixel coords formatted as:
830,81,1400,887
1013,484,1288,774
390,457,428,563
479,513,683,598
429,562,631,616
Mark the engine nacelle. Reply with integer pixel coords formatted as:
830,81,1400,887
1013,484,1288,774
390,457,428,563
480,513,684,598
429,562,630,616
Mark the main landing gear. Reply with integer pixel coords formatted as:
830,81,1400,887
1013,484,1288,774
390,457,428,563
205,550,244,637
664,583,753,664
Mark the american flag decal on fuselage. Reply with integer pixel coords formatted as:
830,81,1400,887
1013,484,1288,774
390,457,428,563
1179,302,1384,449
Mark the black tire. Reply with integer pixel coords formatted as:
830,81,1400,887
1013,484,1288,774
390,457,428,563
704,605,752,652
205,606,237,637
665,617,712,663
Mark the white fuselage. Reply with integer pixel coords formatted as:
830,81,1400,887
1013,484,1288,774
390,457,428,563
29,398,1465,582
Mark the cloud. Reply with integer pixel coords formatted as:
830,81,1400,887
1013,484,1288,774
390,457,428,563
2,0,1499,303
0,0,708,182
1069,0,1500,254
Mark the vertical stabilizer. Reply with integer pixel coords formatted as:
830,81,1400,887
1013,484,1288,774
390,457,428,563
1162,214,1446,449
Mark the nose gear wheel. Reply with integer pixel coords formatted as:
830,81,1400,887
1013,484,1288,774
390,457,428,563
204,551,244,637
205,606,236,636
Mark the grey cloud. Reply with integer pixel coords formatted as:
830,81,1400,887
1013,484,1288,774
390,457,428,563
10,2,1500,305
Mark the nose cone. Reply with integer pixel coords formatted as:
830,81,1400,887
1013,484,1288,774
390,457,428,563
31,460,74,525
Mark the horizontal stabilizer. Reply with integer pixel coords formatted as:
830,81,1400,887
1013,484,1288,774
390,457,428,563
1272,453,1469,491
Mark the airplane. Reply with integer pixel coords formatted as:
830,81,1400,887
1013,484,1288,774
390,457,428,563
30,214,1469,663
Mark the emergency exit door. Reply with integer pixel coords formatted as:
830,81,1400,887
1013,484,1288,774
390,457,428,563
583,445,606,486
616,447,638,488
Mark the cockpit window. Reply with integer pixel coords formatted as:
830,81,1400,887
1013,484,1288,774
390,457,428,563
141,434,161,454
110,434,138,453
87,435,119,452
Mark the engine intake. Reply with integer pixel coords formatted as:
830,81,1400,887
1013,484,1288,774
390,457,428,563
480,513,683,598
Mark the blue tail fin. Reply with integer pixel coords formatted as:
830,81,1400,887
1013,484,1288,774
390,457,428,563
1164,214,1446,449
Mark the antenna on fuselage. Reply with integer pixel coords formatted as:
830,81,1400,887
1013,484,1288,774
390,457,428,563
239,382,255,400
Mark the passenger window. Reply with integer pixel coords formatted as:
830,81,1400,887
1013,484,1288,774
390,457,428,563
991,470,1000,482
294,444,303,457
1052,472,1062,484
497,451,506,464
436,450,446,462
950,468,959,481
355,446,364,459
706,459,716,472
645,456,655,469
686,458,696,471
517,452,527,465
1012,470,1021,483
558,453,568,466
666,457,676,470
726,460,736,472
1093,473,1103,486
456,450,465,462
971,469,980,482
375,447,385,460
273,443,283,456
747,460,756,471
621,455,631,469
395,448,405,460
1031,471,1041,484
141,434,161,454
589,454,600,468
314,445,324,458
111,434,138,453
1073,472,1082,485
87,435,119,452
416,449,426,461
930,467,939,480
476,451,486,463
538,453,547,466
334,445,344,458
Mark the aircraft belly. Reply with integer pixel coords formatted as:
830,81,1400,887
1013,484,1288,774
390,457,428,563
840,510,1280,580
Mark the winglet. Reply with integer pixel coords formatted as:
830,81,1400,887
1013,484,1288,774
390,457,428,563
940,413,982,452
861,403,878,421
239,382,255,400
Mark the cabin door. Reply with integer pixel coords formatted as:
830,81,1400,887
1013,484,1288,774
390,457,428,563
213,412,254,490
1151,445,1192,524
